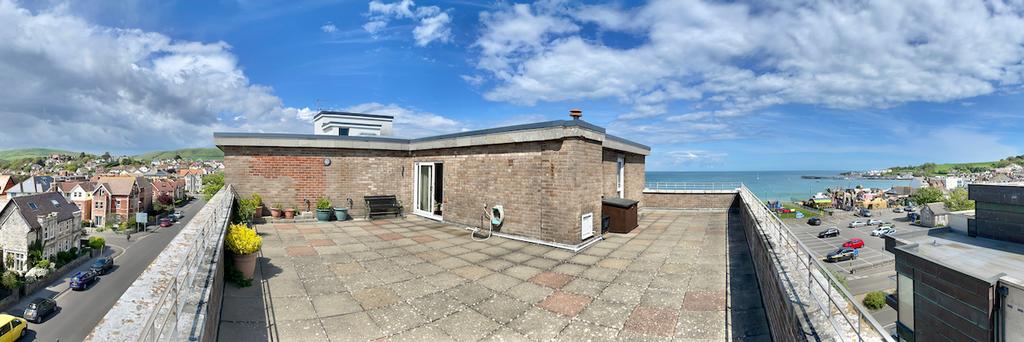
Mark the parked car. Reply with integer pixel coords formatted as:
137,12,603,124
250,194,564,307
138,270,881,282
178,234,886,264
826,248,859,262
0,314,26,340
159,218,173,228
91,257,114,274
69,270,97,291
859,209,873,217
892,207,904,213
172,211,184,220
807,217,822,226
867,219,883,225
871,227,896,236
817,227,840,238
843,238,865,249
22,297,57,323
904,206,915,212
848,220,867,228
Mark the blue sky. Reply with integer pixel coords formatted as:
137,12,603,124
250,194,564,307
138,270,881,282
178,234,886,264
2,0,1024,171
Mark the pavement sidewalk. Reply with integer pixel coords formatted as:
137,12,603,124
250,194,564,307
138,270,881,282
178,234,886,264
2,247,121,315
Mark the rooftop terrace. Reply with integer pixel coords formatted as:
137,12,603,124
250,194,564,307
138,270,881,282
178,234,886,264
216,209,770,341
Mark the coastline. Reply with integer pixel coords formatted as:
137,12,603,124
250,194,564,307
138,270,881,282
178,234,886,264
646,170,913,201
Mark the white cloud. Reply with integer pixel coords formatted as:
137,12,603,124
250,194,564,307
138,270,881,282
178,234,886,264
666,150,727,165
364,0,452,46
413,10,451,46
0,1,317,153
472,0,1024,120
320,22,337,33
342,102,464,138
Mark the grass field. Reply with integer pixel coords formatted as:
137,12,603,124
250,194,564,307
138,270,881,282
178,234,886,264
134,148,223,161
0,148,75,161
777,203,822,219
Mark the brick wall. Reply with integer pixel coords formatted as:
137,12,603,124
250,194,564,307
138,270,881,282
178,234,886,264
222,137,632,246
222,146,408,214
601,149,646,203
643,192,738,209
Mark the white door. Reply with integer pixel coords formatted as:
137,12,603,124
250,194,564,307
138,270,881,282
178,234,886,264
581,213,594,239
414,162,443,220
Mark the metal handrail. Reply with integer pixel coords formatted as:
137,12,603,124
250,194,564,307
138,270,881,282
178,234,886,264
738,185,891,341
136,186,233,341
644,182,743,191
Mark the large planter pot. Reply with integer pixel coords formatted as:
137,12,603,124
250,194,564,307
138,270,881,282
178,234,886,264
316,209,332,221
233,252,258,280
284,209,295,219
333,207,350,221
270,208,282,218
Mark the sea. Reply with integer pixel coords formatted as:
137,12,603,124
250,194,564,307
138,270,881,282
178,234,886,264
646,170,913,201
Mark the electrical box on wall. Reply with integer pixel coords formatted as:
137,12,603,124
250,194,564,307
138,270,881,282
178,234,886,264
581,212,594,239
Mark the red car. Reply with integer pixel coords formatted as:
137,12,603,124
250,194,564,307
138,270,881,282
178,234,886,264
159,218,173,228
843,238,865,249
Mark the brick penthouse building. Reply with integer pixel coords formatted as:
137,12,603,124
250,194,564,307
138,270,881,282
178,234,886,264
215,110,649,248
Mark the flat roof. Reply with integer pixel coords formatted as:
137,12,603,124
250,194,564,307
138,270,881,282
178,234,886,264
891,228,1024,283
313,111,394,120
214,119,651,155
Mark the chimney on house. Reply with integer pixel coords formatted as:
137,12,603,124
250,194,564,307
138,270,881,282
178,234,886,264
569,108,582,120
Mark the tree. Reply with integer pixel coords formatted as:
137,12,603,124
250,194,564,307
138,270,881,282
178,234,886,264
912,187,944,205
174,154,183,160
88,236,106,251
1,271,20,290
202,172,225,201
863,291,886,310
102,152,111,160
158,194,174,206
945,187,975,211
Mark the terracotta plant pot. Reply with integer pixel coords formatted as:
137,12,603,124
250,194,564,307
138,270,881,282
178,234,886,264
270,208,282,218
233,252,258,280
284,209,295,219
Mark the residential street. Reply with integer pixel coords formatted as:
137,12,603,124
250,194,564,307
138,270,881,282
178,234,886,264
5,198,207,342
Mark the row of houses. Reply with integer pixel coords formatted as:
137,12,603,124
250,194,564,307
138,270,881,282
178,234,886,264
2,174,196,226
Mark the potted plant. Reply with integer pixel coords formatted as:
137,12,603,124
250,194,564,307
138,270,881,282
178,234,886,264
284,207,296,219
236,197,258,226
251,193,264,217
315,198,332,221
225,223,262,280
270,203,282,218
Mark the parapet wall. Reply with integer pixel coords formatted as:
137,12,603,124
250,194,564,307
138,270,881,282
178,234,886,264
736,197,805,341
642,190,738,209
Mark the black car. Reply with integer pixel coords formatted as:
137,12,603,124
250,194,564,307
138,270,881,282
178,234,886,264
817,227,840,238
23,297,57,323
91,257,114,274
807,217,822,226
825,248,859,262
69,270,98,291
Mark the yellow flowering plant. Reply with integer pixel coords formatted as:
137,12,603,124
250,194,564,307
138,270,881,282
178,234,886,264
225,223,262,255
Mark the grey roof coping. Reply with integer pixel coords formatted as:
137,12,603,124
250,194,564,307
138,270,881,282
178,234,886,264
889,228,1024,284
313,111,394,120
214,119,651,155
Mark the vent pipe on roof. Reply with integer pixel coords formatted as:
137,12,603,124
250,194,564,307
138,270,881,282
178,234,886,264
569,108,582,120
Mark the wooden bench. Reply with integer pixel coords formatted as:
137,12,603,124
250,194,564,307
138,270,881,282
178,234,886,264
364,195,404,219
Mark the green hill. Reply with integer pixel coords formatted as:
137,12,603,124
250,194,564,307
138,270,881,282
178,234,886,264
135,148,223,161
0,148,77,161
887,156,1024,176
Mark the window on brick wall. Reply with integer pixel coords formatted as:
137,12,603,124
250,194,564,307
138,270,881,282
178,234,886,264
616,155,625,198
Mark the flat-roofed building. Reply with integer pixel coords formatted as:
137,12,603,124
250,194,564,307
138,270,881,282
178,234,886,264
217,110,648,248
886,183,1024,342
313,111,394,137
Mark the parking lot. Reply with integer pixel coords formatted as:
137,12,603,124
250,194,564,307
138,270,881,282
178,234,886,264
782,206,932,274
